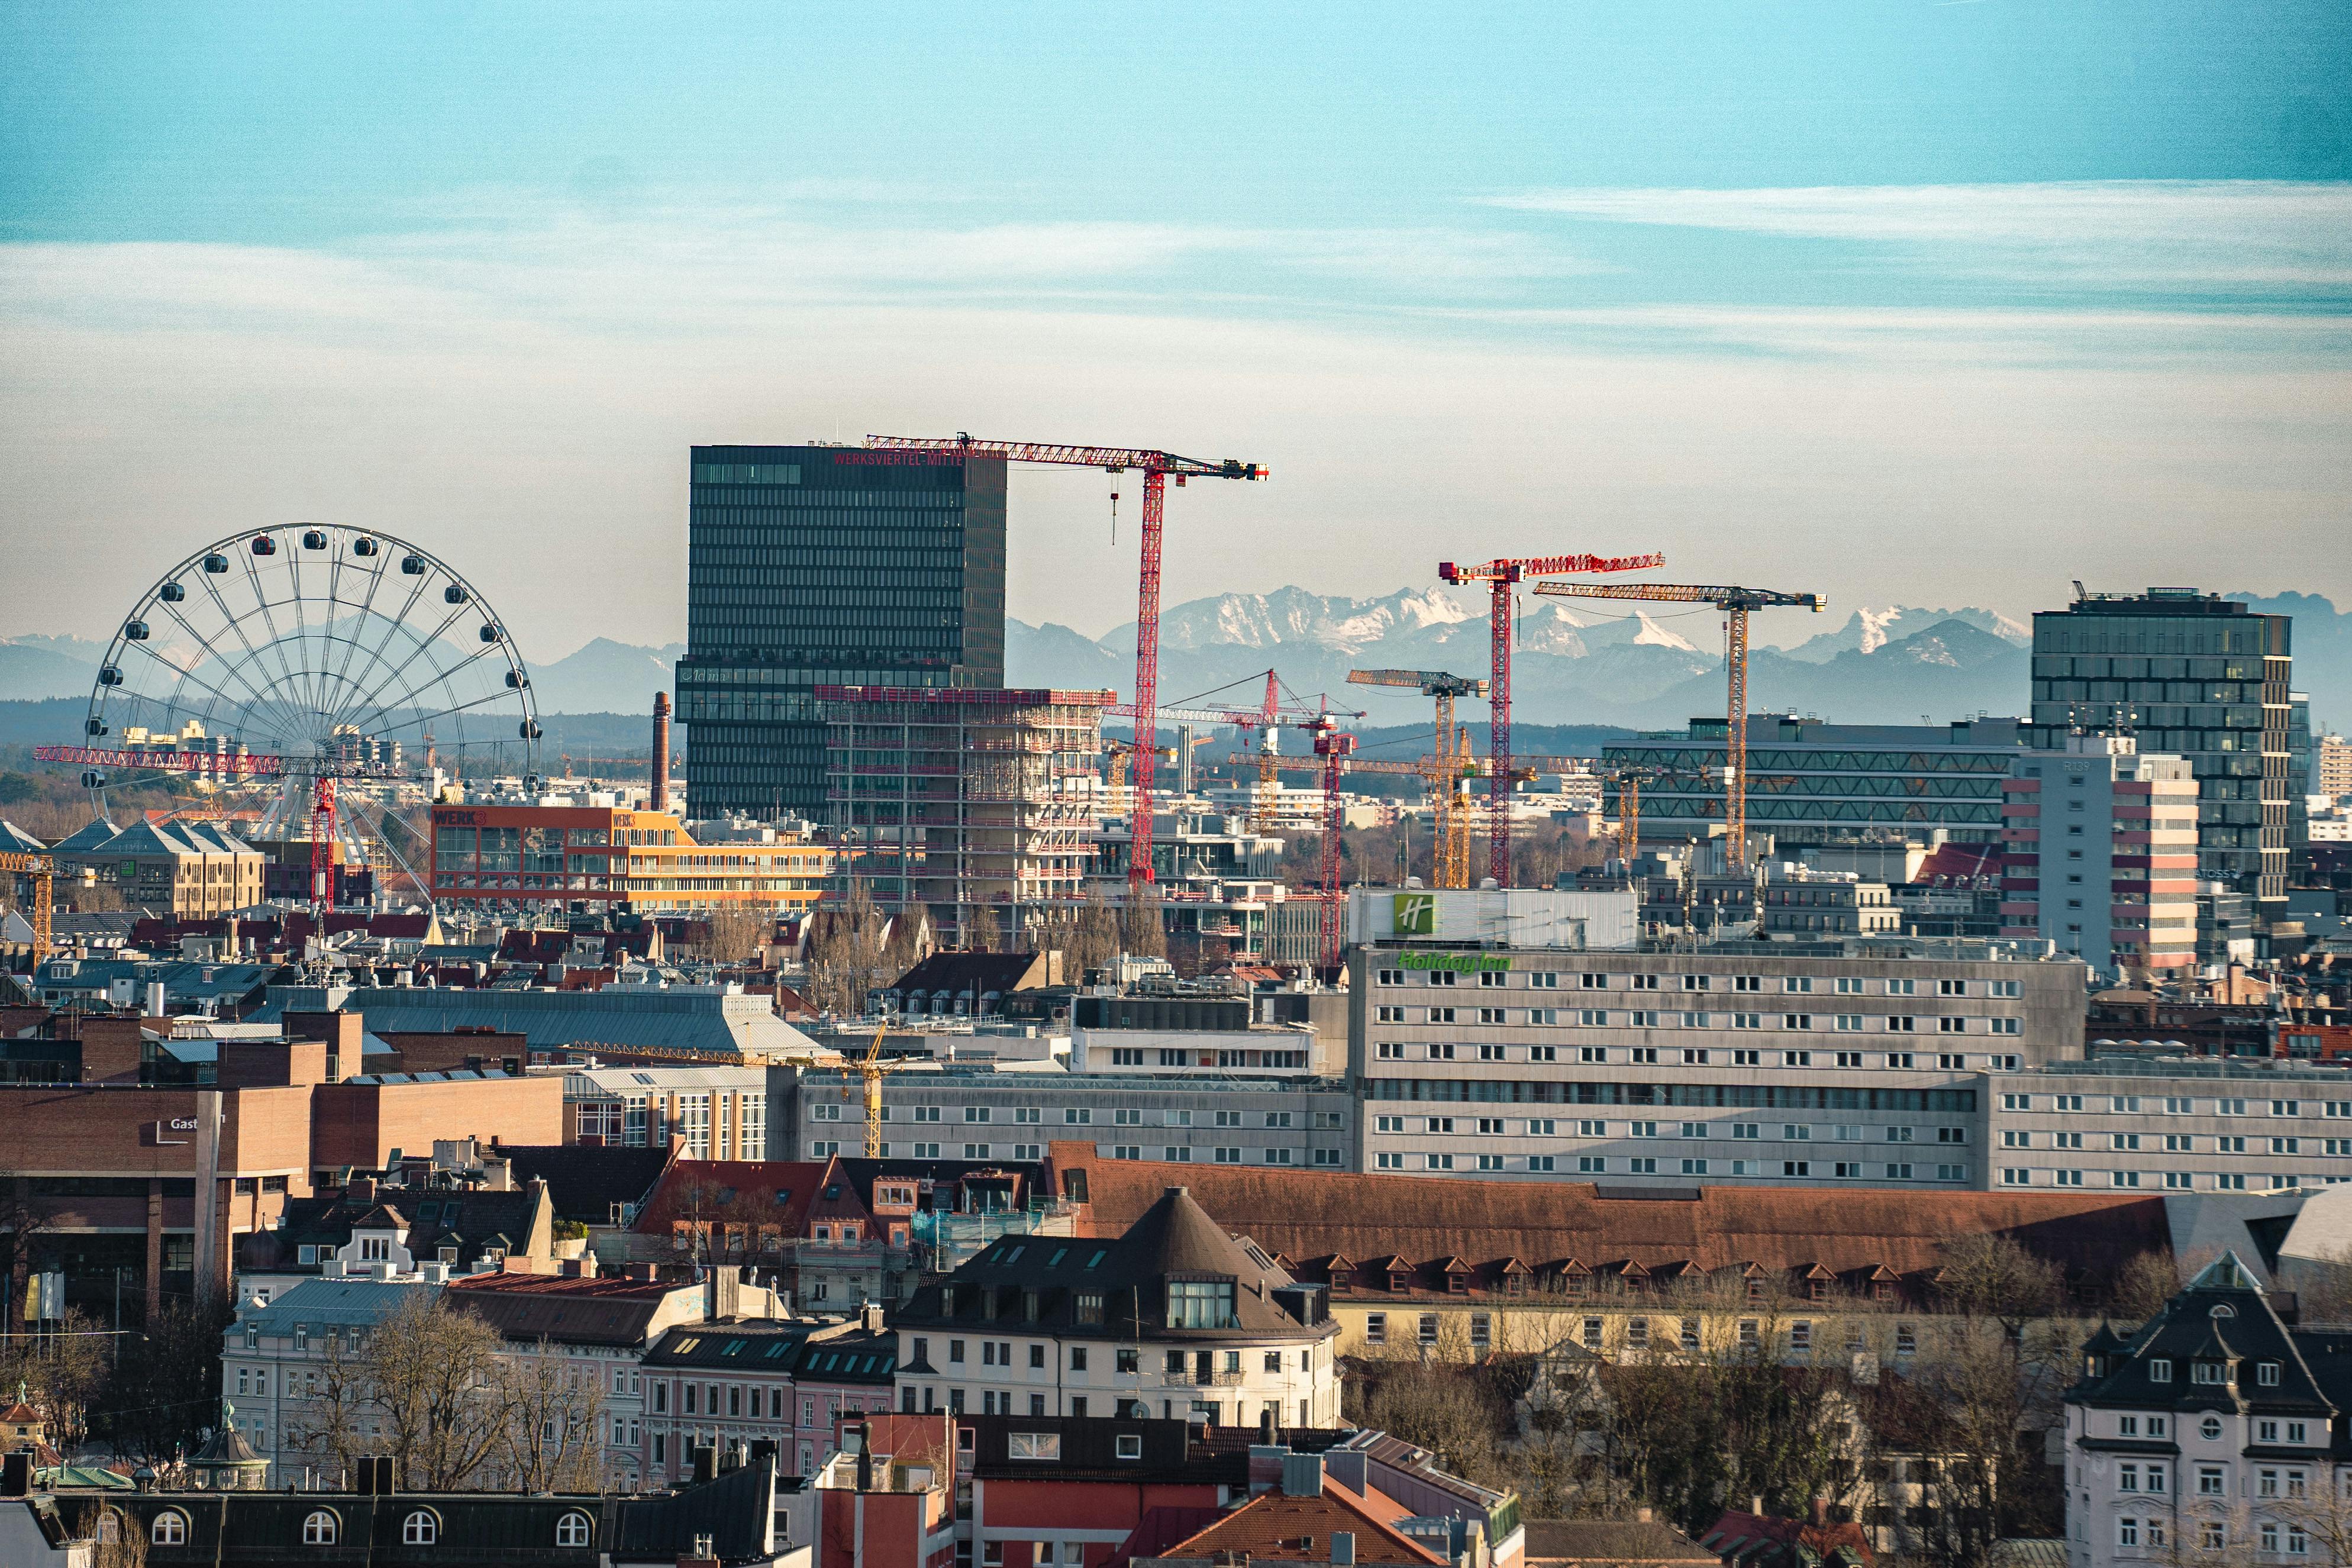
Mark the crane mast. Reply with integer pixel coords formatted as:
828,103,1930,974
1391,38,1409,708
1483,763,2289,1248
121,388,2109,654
1439,553,1664,886
1532,581,1824,869
865,434,1265,889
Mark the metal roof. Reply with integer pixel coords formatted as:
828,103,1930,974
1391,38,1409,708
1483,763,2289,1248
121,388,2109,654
236,1277,438,1332
256,983,820,1057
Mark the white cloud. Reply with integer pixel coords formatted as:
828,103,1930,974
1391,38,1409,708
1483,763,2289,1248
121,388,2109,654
1484,180,2352,288
2,211,2347,659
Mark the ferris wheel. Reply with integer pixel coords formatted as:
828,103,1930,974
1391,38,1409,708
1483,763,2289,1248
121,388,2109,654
37,524,540,909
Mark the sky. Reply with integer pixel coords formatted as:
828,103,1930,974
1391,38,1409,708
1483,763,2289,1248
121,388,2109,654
2,2,2348,660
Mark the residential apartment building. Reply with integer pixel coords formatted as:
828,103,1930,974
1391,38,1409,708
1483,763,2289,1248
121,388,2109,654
637,1316,896,1483
564,1064,775,1159
793,1065,1355,1173
680,443,1007,821
44,816,267,918
891,1185,1343,1431
2003,734,2201,980
2025,587,2297,903
2062,1252,2345,1568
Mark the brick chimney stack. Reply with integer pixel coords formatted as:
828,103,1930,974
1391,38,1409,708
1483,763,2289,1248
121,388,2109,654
651,692,672,812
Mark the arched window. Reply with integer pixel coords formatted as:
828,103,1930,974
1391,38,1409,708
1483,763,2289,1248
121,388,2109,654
302,1510,339,1545
150,1510,188,1545
556,1511,593,1547
403,1509,438,1545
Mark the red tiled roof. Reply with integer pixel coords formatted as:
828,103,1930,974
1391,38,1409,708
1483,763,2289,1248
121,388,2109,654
1157,1476,1443,1566
1047,1144,2169,1288
630,1158,832,1238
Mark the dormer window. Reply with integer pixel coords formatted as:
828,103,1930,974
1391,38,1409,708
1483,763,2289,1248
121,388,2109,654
1166,1277,1238,1330
2085,1354,2106,1379
1388,1271,1411,1293
2148,1358,2173,1383
2192,1360,2230,1386
2257,1361,2281,1388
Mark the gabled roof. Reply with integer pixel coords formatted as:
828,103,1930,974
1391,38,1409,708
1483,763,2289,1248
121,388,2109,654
884,950,1045,996
0,821,47,853
1524,1517,1718,1564
630,1158,831,1238
1701,1509,1875,1568
502,1143,675,1224
2072,1248,2338,1423
1047,1144,2170,1288
1156,1473,1444,1566
46,817,122,854
447,1270,697,1347
897,1185,1334,1344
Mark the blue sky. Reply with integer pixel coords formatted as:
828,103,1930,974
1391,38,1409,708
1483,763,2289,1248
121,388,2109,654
3,2,2348,655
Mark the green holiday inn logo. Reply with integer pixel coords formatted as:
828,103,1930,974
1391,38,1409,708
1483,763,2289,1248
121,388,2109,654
1393,892,1437,935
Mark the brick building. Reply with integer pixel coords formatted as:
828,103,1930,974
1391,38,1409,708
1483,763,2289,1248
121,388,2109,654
0,1009,557,1325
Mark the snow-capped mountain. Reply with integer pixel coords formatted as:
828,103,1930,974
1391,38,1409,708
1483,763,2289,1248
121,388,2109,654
1775,606,2030,663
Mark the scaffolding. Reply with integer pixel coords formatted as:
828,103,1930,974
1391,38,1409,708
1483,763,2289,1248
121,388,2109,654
820,686,1115,947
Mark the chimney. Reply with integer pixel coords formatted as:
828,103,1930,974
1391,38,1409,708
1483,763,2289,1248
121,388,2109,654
1811,1496,1830,1528
1637,1506,1653,1524
1753,1495,1766,1517
862,1302,885,1333
1258,1406,1277,1444
1280,1452,1324,1497
146,980,167,1017
651,693,672,812
1329,1532,1355,1567
692,1444,718,1485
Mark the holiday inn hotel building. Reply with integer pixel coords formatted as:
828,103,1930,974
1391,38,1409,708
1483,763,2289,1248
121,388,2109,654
678,444,1008,821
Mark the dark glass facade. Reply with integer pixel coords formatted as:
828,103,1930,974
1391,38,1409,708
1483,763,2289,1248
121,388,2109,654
2022,589,2297,902
679,446,1006,820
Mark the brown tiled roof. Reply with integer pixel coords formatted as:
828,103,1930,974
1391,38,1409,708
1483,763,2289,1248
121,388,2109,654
1525,1517,1718,1564
1048,1144,2168,1292
447,1271,693,1346
1156,1476,1443,1566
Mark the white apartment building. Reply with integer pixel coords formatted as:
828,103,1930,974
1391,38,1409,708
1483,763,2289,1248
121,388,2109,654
1992,1058,2352,1194
1350,890,2083,1189
891,1185,1342,1432
2063,1252,2348,1568
793,1064,1355,1172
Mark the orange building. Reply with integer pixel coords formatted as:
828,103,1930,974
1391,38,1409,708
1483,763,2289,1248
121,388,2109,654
430,803,834,912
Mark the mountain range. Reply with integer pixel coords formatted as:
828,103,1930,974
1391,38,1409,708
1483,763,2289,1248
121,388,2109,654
6,592,2345,735
1009,588,2041,731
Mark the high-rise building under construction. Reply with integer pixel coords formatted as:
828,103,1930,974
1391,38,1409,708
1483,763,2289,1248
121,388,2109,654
677,444,1007,820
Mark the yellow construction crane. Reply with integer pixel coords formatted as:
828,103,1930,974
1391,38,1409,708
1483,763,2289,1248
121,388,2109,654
1532,582,1824,868
1347,670,1488,888
825,1020,920,1159
1104,740,1173,814
0,852,55,969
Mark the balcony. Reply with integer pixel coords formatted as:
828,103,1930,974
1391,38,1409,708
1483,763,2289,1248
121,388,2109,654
1159,1366,1244,1388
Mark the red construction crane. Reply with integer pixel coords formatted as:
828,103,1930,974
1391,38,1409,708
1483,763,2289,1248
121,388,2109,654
1311,718,1356,972
864,434,1267,885
35,743,398,915
1437,552,1665,885
1531,580,1824,869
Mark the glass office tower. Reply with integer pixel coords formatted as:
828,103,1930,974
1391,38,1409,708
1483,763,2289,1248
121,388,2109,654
677,445,1006,820
2024,588,2295,904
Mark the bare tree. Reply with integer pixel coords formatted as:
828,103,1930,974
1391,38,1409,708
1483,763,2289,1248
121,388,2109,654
1119,883,1166,959
705,904,769,966
280,1330,373,1485
1934,1234,2065,1336
0,1308,112,1453
108,1299,235,1470
364,1294,512,1490
965,905,1001,954
493,1340,609,1492
2108,1250,2179,1324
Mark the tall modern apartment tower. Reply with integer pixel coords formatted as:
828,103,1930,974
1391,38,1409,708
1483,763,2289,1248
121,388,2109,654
678,445,1007,820
2024,588,2295,904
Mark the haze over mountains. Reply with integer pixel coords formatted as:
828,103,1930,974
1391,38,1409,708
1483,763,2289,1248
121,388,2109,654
5,593,2344,735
